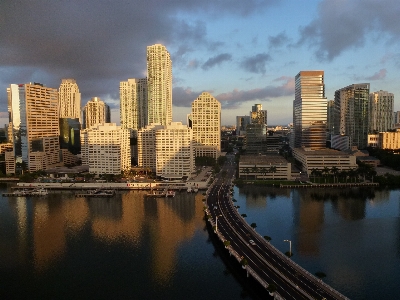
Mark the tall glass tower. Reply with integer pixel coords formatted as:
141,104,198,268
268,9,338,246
58,79,81,122
334,83,370,149
147,44,172,126
293,71,327,149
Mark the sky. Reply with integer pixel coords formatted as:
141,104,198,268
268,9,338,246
1,0,400,126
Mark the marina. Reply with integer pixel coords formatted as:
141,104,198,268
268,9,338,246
75,189,116,198
2,187,48,197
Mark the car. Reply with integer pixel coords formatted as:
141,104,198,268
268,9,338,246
249,240,256,246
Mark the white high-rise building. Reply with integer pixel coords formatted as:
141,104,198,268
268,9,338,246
83,97,106,129
8,83,60,172
147,44,172,126
191,92,221,159
369,90,394,133
80,123,130,175
137,122,194,177
58,79,81,121
120,78,147,131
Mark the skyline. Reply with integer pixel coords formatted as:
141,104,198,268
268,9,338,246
1,0,400,126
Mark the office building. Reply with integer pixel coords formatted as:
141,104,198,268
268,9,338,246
58,79,81,121
250,103,267,125
137,123,164,173
369,90,394,133
378,129,400,149
8,83,60,172
236,116,251,136
120,78,148,131
293,70,327,149
80,123,130,175
83,97,107,129
147,44,172,126
327,100,335,134
190,92,221,160
334,83,370,149
245,124,267,155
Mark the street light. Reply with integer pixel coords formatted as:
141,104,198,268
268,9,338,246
215,214,222,232
284,239,292,257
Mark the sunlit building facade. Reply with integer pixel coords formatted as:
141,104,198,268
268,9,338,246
83,97,106,129
250,103,267,125
80,123,130,175
120,78,148,131
369,90,394,133
8,83,60,172
293,70,327,149
58,79,81,122
191,92,221,160
378,129,400,150
334,83,370,149
147,44,172,126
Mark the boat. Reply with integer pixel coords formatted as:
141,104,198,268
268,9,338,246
146,190,166,198
75,189,115,198
166,190,175,198
187,187,193,193
193,188,198,193
31,187,48,196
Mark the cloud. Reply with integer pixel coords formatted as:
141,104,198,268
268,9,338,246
172,87,207,107
354,68,387,81
268,32,289,48
201,53,232,70
366,69,387,80
216,76,294,108
240,53,271,74
0,0,276,112
298,0,400,61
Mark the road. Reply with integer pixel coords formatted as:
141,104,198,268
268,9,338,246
205,153,348,300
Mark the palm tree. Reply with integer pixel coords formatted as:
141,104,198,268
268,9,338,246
260,167,268,180
269,166,277,180
323,166,330,183
263,235,272,242
243,168,250,180
251,165,258,180
310,168,318,183
331,166,339,183
250,222,257,230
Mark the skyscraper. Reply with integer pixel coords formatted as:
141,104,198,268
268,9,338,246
8,82,60,171
334,83,370,149
190,92,221,160
250,104,267,125
58,79,81,121
369,90,394,133
293,70,327,149
83,97,107,129
120,78,147,130
147,44,172,126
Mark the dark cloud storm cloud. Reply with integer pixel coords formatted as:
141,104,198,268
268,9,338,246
0,0,277,111
268,32,289,48
201,53,232,70
298,0,400,61
354,68,387,81
240,53,271,74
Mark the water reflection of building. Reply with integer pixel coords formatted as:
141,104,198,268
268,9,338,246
292,189,324,256
31,195,89,270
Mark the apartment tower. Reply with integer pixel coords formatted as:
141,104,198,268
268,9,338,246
293,70,327,149
190,92,221,160
120,78,148,131
8,83,60,172
83,97,107,129
147,44,172,126
334,83,370,149
81,123,130,175
369,90,394,133
58,79,81,121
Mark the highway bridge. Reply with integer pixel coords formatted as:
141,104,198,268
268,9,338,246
204,153,349,300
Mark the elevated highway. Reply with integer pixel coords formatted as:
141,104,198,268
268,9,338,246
204,154,348,300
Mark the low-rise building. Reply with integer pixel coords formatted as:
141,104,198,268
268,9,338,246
238,155,291,180
293,147,357,175
378,129,400,149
